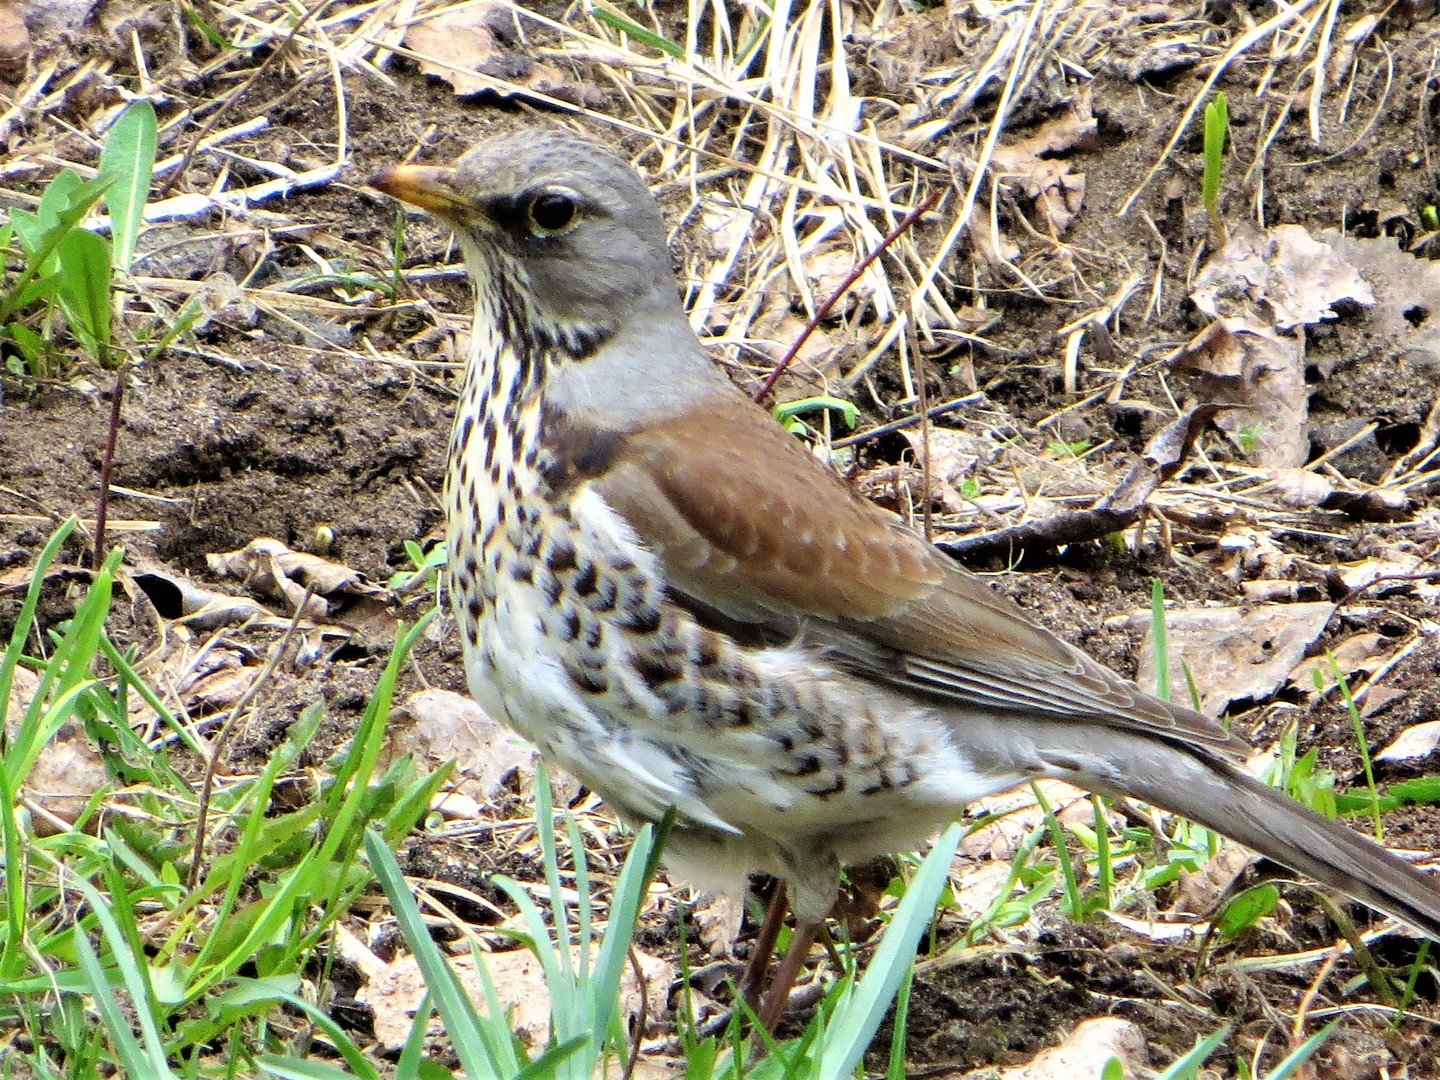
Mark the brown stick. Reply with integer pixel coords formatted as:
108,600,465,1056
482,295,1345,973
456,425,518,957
93,366,125,569
753,192,940,403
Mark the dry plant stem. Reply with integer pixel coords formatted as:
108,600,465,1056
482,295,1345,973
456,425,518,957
752,192,940,403
1311,890,1400,1007
186,588,313,890
907,317,933,542
159,0,333,198
624,944,647,1080
92,365,125,570
940,405,1215,561
1294,943,1342,1038
831,394,984,449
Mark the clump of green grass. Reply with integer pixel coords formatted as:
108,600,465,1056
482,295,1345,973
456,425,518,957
0,520,445,1075
1,101,156,377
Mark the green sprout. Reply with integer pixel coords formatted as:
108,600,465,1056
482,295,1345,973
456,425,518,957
773,394,859,437
1202,92,1229,247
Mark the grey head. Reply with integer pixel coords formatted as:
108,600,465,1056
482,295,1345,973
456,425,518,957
371,128,730,421
410,129,679,339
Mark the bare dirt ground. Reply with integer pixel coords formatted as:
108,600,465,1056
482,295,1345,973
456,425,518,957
5,1,1440,1075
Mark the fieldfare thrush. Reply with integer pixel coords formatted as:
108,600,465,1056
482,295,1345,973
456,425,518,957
371,129,1440,1027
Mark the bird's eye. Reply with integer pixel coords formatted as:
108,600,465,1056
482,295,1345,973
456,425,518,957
528,191,577,234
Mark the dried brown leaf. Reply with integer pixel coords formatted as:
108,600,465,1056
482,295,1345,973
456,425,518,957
1192,225,1373,331
403,3,597,105
1131,602,1337,714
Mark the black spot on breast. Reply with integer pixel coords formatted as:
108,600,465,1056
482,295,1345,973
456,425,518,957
571,667,608,695
467,596,483,620
559,608,581,641
538,570,561,604
806,775,845,798
574,562,598,596
790,754,822,777
620,604,662,635
694,634,720,669
545,539,578,573
588,576,618,612
632,652,682,691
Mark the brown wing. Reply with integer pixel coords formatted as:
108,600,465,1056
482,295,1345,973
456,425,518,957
594,393,1247,757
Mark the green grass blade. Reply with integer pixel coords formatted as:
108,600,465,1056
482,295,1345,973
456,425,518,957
99,100,158,273
1261,1019,1337,1080
819,822,963,1079
257,1059,364,1080
73,875,182,1078
364,829,510,1080
0,518,76,728
1156,1026,1229,1079
587,5,684,58
74,930,163,1078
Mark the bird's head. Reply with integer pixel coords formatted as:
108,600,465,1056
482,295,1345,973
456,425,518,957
371,129,676,354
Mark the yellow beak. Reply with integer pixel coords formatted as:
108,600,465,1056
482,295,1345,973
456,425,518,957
368,164,467,215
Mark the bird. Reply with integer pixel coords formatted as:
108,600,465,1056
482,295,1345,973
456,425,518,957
370,128,1440,1029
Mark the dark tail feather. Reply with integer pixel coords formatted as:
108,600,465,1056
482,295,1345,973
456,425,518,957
1122,752,1440,941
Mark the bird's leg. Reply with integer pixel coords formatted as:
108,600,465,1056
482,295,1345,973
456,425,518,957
757,918,821,1032
817,921,846,973
739,881,788,1011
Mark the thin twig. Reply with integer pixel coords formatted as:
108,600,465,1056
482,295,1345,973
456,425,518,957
752,192,940,403
831,394,984,449
187,588,313,889
93,365,125,569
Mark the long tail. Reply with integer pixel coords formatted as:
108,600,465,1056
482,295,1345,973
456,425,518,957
1109,746,1440,940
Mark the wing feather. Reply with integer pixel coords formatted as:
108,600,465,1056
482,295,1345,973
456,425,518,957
591,394,1246,757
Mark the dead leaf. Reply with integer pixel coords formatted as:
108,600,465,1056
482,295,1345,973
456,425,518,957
1192,225,1374,331
130,569,273,630
802,240,873,313
7,667,109,834
1170,317,1308,467
1128,602,1337,714
206,538,387,622
403,3,598,105
690,892,743,959
984,1017,1146,1080
1169,846,1256,918
1263,470,1411,523
1321,233,1440,369
0,1,28,81
962,780,1091,861
988,94,1095,235
1182,226,1378,467
1288,632,1393,693
1376,721,1440,763
390,688,538,804
898,426,990,491
749,290,838,375
368,946,672,1053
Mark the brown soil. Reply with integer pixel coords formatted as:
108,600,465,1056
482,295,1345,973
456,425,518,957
4,2,1440,1075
